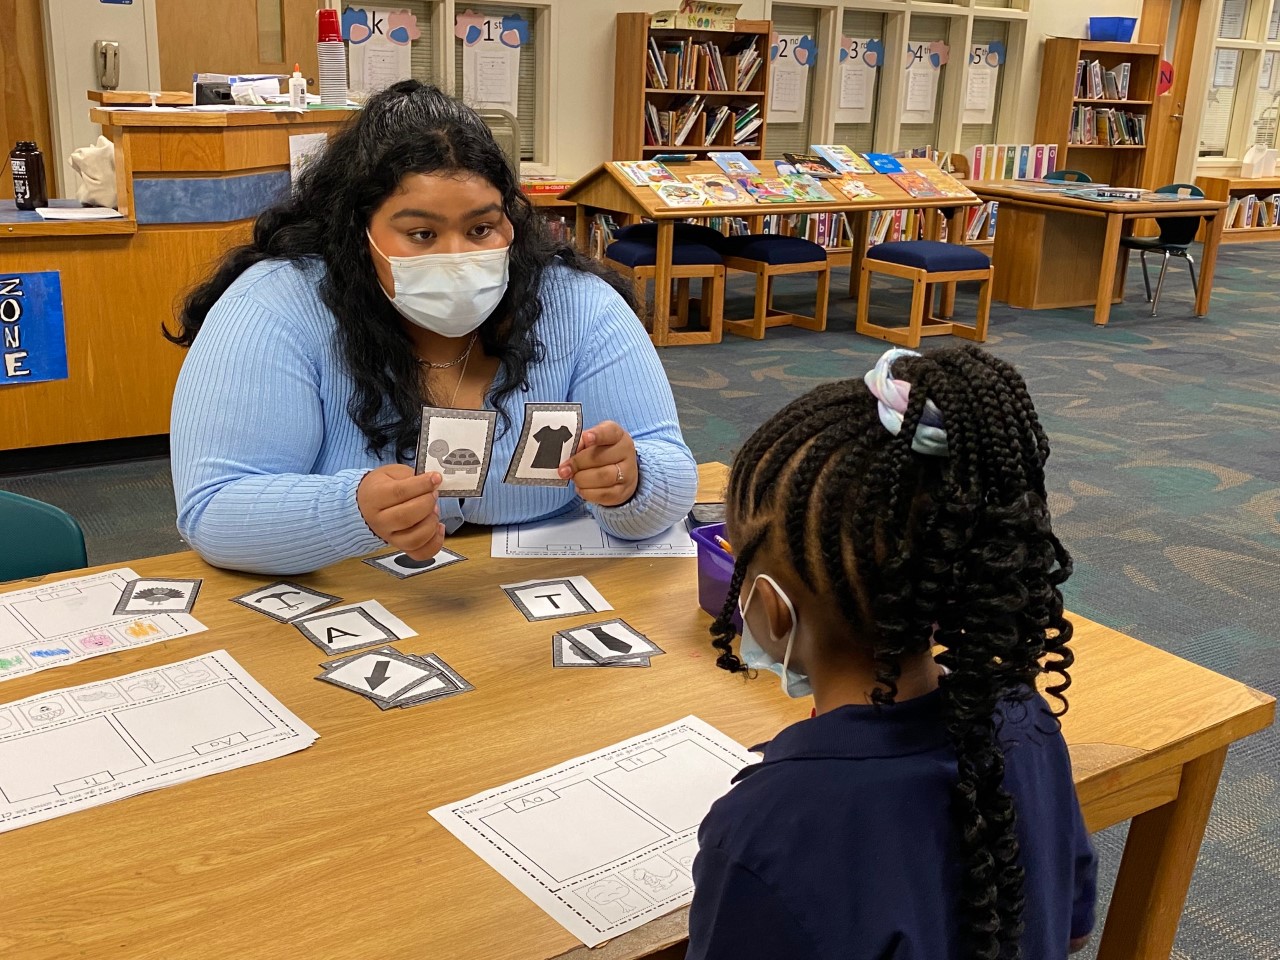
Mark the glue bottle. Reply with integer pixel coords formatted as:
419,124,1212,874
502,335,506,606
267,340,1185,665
289,63,307,109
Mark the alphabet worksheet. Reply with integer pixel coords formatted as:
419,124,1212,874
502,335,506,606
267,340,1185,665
0,650,317,833
430,716,757,946
0,568,206,683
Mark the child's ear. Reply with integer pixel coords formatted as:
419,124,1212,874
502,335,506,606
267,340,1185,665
755,577,795,642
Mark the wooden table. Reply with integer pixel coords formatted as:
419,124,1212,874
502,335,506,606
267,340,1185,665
971,183,1227,326
0,465,1271,960
561,160,980,346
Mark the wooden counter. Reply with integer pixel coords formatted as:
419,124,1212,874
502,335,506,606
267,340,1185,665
0,108,352,455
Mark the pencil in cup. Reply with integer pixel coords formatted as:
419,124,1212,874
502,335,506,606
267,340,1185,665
691,522,743,632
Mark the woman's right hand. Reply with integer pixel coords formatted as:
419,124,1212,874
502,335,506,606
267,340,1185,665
357,465,446,560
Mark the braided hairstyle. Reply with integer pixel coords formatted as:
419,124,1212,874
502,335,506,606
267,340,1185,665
710,345,1074,960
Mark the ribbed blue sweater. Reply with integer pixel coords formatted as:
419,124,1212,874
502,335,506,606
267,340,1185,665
170,259,699,574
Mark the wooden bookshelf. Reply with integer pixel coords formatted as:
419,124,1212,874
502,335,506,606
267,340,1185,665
1194,174,1280,244
1034,38,1161,187
613,13,772,160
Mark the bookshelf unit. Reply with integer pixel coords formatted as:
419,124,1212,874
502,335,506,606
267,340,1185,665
1194,175,1280,244
1034,39,1161,187
613,13,772,160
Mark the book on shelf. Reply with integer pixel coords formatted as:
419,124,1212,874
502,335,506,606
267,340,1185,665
738,176,796,203
520,175,574,195
614,160,678,186
810,144,875,175
830,176,881,202
588,213,620,259
1076,59,1134,101
783,153,839,178
987,202,998,239
864,153,907,174
1070,106,1146,145
704,106,732,145
916,166,974,199
686,173,750,203
966,143,1060,180
963,201,999,241
651,181,710,207
710,151,759,177
888,171,945,199
782,173,834,202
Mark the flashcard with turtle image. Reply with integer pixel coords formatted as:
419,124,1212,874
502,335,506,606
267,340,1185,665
416,406,499,497
113,578,203,616
504,403,583,487
363,546,467,580
230,581,342,624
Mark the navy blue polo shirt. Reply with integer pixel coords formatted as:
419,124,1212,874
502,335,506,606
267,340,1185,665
688,689,1096,960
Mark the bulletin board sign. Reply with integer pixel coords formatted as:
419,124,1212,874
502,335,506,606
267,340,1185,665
0,272,69,386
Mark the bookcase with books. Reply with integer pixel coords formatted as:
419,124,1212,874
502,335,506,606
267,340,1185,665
1034,38,1161,187
1193,175,1280,245
612,13,772,160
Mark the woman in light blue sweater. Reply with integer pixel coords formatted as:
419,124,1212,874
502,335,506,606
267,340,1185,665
168,81,697,575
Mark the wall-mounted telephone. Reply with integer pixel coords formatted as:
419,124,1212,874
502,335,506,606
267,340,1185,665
94,40,120,90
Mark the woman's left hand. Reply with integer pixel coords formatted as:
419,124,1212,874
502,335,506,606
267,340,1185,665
559,421,639,507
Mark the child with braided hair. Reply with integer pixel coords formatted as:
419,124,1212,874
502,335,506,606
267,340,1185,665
687,345,1096,960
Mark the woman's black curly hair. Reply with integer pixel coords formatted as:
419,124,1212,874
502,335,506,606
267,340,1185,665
167,79,633,460
710,345,1075,960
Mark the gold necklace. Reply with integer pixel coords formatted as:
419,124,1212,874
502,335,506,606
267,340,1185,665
448,342,473,409
417,333,477,370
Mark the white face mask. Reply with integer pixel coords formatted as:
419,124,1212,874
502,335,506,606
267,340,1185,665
368,232,510,337
738,574,813,699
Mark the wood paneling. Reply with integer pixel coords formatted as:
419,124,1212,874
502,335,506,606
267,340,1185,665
0,0,57,198
156,0,322,94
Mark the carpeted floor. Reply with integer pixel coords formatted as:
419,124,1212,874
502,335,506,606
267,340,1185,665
2,243,1277,959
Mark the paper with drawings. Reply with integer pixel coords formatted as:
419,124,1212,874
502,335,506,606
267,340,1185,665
0,650,317,834
0,568,206,683
430,716,756,946
491,506,696,559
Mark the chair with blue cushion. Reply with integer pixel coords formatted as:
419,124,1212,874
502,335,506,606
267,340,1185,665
604,222,724,346
1118,183,1204,317
1044,169,1093,183
855,240,992,349
716,234,829,341
0,490,88,581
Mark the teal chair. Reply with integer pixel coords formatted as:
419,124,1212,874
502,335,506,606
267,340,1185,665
1119,182,1205,317
1044,169,1093,183
0,490,88,581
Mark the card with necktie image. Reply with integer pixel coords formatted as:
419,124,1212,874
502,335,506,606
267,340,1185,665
559,619,665,665
504,402,583,487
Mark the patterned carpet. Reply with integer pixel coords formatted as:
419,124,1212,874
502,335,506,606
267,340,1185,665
2,242,1277,958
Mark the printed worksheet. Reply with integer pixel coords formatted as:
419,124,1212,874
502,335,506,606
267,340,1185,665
0,650,317,834
0,568,207,682
430,716,756,946
491,507,697,559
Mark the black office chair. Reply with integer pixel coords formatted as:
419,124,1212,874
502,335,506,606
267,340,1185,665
1118,183,1204,317
1044,169,1093,183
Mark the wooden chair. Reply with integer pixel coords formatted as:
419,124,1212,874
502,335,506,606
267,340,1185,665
855,240,992,349
717,235,829,341
603,224,724,346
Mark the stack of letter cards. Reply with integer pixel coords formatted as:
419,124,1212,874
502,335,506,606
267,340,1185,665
416,402,583,497
430,716,757,946
553,619,664,669
501,576,612,622
0,651,317,833
0,568,207,682
316,646,473,711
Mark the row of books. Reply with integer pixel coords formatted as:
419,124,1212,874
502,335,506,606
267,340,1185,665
1226,193,1280,229
587,213,621,260
867,208,928,246
1076,59,1133,101
1070,106,1146,145
967,144,1060,181
644,100,760,147
963,201,1000,241
646,35,762,91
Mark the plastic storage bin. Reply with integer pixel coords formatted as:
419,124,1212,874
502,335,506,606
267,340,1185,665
1088,17,1137,42
690,522,743,633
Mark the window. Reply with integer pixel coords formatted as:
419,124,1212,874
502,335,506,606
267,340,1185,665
766,4,822,159
454,4,540,162
1196,0,1280,159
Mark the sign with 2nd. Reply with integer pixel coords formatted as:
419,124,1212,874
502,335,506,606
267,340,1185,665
0,271,68,386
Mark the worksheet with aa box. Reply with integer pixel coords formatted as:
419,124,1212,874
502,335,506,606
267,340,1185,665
430,716,757,946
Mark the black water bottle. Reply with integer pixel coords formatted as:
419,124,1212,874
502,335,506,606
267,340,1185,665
10,141,48,211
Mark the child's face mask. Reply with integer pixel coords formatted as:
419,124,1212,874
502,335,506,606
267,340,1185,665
738,574,812,699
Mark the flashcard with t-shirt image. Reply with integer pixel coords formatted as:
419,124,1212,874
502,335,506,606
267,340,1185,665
504,403,583,487
416,406,499,498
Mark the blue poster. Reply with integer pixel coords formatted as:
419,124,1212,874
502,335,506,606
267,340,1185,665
0,271,69,386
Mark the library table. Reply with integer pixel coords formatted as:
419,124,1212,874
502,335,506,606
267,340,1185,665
561,160,980,346
0,465,1270,960
970,182,1227,326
